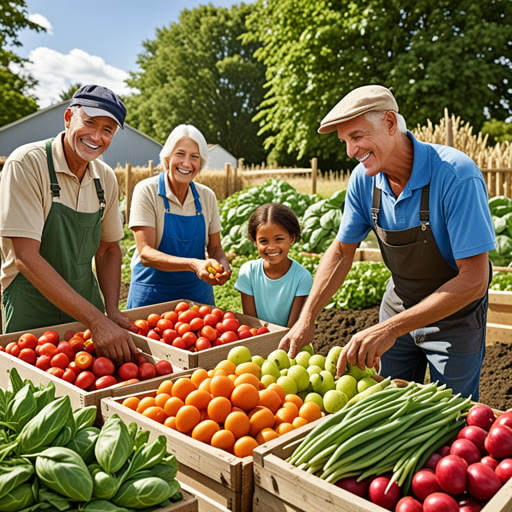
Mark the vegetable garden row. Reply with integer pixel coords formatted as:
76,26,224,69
2,180,512,511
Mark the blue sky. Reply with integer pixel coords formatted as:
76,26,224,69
18,0,245,108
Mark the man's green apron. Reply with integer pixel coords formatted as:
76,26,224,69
2,138,105,333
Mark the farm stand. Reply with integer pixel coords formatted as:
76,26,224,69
124,299,288,370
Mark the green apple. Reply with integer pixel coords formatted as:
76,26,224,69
287,365,310,392
289,358,296,366
357,377,379,393
308,354,325,370
310,370,335,396
300,344,315,356
323,390,348,413
252,355,265,368
307,364,322,377
267,349,291,370
325,346,343,376
227,346,252,366
295,351,311,368
261,360,281,380
336,374,358,400
345,363,368,381
261,374,277,388
277,375,297,395
304,392,325,412
280,368,289,376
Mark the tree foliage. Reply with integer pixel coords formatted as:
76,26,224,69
125,3,267,165
244,0,512,169
482,119,512,145
0,0,45,127
58,83,82,102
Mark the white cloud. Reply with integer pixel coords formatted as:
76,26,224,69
24,47,135,108
28,14,53,35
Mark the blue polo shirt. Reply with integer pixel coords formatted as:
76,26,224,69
337,132,496,270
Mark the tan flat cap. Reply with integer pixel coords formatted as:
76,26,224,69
318,85,398,134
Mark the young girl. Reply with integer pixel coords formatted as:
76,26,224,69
235,203,313,327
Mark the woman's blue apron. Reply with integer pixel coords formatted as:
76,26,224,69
126,173,214,308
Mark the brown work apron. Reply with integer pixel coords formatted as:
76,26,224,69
372,183,489,354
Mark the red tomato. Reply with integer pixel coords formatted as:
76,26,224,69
68,336,85,354
0,346,5,352
467,404,496,431
92,356,115,377
18,333,38,350
368,477,400,510
203,314,218,327
47,367,65,378
118,362,139,381
57,341,75,362
163,311,179,324
147,313,162,328
136,354,148,366
64,329,75,341
138,362,157,380
51,352,70,370
162,329,178,345
411,469,441,502
147,329,161,341
18,348,37,365
256,326,270,335
237,324,251,334
220,331,239,344
42,330,60,345
175,301,190,313
62,368,76,384
84,340,96,355
6,342,20,357
75,351,94,369
222,317,240,333
395,497,423,512
239,329,253,340
95,375,118,389
195,337,211,351
190,317,205,332
67,361,81,376
198,305,211,318
35,355,52,371
178,323,193,337
215,322,225,334
211,307,224,320
134,319,150,337
155,360,173,376
467,462,502,501
222,311,236,320
127,323,139,334
39,343,58,357
171,337,187,349
182,331,197,348
200,325,217,342
157,318,174,332
435,455,467,495
178,309,200,324
75,371,95,389
83,329,92,341
423,493,459,512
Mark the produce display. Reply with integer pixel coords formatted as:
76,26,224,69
489,195,512,267
0,329,174,390
132,301,270,351
490,271,512,291
0,369,184,511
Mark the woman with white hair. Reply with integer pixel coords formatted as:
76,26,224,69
126,124,231,308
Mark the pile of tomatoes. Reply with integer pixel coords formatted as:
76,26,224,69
1,329,173,391
132,301,270,352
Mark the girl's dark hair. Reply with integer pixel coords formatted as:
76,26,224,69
247,203,301,242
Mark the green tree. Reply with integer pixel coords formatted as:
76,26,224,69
125,3,267,165
58,83,82,102
482,119,512,145
0,0,45,127
244,0,512,169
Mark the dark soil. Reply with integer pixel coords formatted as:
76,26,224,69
312,306,512,411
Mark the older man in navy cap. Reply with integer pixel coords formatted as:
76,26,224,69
0,84,139,363
280,85,496,399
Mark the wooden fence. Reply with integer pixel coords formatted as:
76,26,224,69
482,168,512,198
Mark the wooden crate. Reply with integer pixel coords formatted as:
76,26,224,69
101,378,255,512
252,421,512,512
0,321,189,412
123,299,289,370
487,290,512,343
157,488,198,512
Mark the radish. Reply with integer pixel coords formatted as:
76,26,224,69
466,404,496,431
458,497,483,512
484,423,512,459
395,496,423,512
495,458,512,484
334,476,370,498
411,469,441,502
457,425,488,457
368,476,400,510
480,455,499,471
467,462,502,501
422,452,442,472
449,438,481,465
423,492,458,512
435,455,467,495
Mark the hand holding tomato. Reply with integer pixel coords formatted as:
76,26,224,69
89,317,139,364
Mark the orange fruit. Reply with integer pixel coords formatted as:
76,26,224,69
255,427,279,444
164,416,177,429
274,406,297,426
248,406,275,437
215,359,236,375
136,396,156,413
157,380,174,395
292,416,309,429
267,383,286,404
175,405,201,433
234,362,261,378
211,429,236,452
185,389,212,410
231,383,260,411
147,313,162,328
198,377,212,393
299,402,323,423
191,419,220,444
282,401,299,417
142,406,166,424
200,409,209,421
275,422,294,436
224,411,250,439
171,378,197,401
284,394,303,409
191,368,209,387
233,436,259,458
258,389,282,414
155,392,171,409
234,373,261,389
163,396,185,417
207,396,232,424
122,396,140,411
210,375,235,398
228,374,237,384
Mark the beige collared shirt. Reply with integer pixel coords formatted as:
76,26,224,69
0,132,124,291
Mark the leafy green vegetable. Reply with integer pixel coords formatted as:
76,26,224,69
0,482,34,511
95,414,133,474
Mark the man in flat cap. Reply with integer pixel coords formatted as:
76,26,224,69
0,84,138,363
280,85,495,399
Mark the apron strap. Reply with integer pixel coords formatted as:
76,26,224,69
419,184,430,230
158,173,203,216
93,178,106,218
45,138,61,199
189,182,203,216
371,185,381,225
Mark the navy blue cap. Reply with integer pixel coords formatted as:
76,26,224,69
70,84,127,128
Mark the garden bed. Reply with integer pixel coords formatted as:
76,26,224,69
312,306,512,411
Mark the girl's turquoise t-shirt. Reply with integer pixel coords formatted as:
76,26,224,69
234,258,313,327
